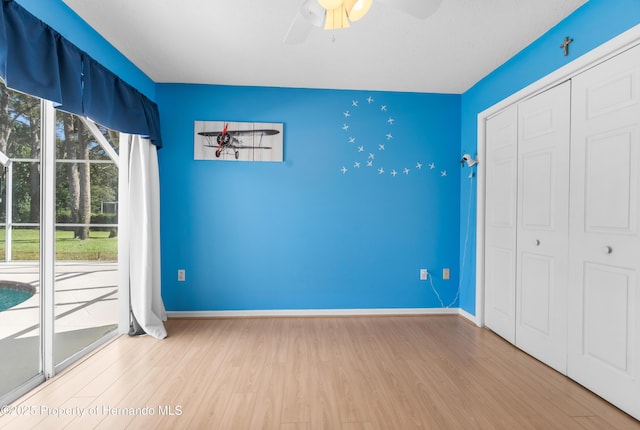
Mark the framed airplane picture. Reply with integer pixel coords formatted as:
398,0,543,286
194,120,284,162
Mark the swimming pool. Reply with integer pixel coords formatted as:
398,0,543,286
0,281,36,311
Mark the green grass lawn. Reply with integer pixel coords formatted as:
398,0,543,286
0,228,117,261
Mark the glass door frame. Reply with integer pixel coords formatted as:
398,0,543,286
41,99,55,379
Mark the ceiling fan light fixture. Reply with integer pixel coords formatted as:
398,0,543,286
317,0,343,10
345,0,372,22
324,6,350,29
286,0,442,44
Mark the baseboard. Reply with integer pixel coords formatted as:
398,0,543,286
167,307,460,318
458,308,480,326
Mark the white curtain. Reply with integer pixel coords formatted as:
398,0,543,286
128,135,167,339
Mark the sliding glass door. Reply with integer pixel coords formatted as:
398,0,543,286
0,82,42,400
0,80,120,403
53,111,119,367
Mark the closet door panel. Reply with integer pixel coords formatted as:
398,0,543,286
520,253,552,334
582,263,633,372
569,43,640,420
584,130,635,232
516,81,571,374
484,105,518,343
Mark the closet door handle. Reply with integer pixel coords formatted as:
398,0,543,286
603,246,613,255
535,239,541,246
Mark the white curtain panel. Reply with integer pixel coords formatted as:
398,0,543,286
128,135,167,339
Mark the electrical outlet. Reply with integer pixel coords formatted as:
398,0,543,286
420,269,428,281
178,269,186,282
443,268,450,280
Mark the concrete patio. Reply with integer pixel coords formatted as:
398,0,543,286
0,262,118,396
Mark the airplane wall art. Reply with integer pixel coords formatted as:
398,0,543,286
194,120,284,162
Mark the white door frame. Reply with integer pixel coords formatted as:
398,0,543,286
474,24,640,328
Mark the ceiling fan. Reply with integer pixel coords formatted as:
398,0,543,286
284,0,444,44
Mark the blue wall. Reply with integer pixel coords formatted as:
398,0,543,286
19,0,639,314
15,0,155,100
459,0,640,315
158,84,461,311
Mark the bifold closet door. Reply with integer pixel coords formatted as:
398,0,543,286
515,81,570,374
484,105,518,343
568,43,640,420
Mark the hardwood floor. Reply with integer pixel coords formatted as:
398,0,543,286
1,315,638,429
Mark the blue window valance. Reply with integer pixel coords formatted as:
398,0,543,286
0,0,162,148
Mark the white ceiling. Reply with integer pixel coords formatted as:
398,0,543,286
61,0,587,94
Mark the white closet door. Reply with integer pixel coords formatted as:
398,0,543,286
515,81,570,374
568,44,640,420
484,105,518,343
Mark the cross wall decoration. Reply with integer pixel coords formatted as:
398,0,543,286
560,36,573,56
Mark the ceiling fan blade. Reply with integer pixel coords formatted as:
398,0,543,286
300,0,327,27
284,14,312,44
284,0,326,45
379,0,443,19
